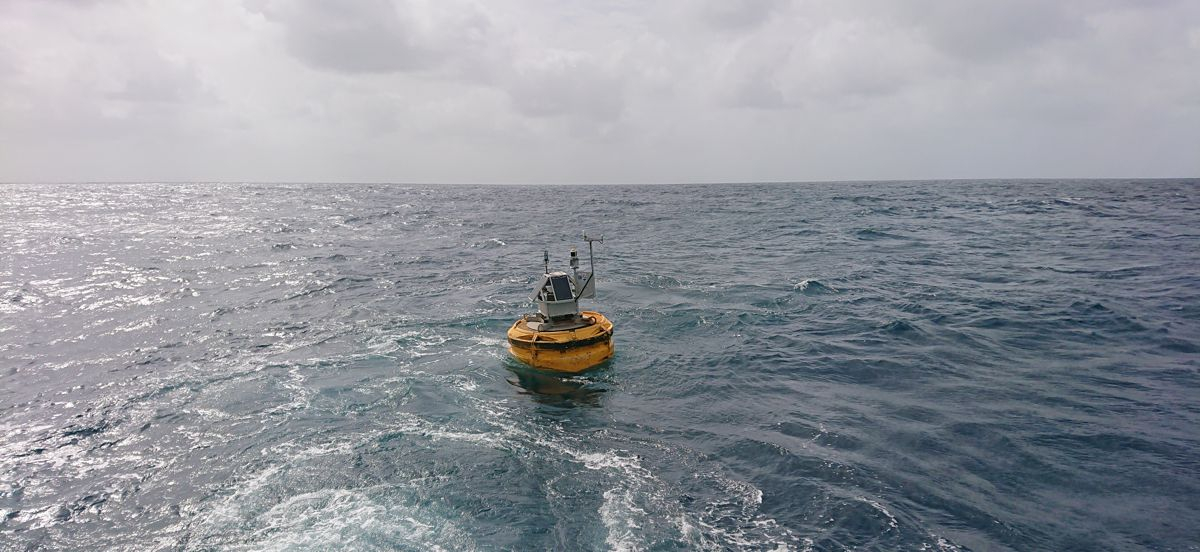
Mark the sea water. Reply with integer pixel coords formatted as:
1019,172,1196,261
1,180,1197,550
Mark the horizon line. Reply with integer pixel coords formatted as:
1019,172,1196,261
1,176,1196,186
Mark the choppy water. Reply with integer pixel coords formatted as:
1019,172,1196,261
1,180,1198,551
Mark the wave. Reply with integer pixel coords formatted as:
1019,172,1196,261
470,238,506,249
853,228,909,240
636,273,684,289
793,279,838,295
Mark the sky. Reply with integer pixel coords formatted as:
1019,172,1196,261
1,0,1197,184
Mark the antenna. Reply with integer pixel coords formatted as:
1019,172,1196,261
582,233,603,274
543,249,549,274
574,233,603,302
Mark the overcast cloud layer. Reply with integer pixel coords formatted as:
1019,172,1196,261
1,0,1197,183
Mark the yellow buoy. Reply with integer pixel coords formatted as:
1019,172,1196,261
507,235,614,373
507,311,614,372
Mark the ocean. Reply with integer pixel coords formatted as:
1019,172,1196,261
1,180,1197,551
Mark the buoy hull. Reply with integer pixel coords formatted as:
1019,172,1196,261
507,311,614,373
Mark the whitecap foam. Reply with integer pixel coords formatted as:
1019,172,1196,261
222,488,478,552
859,497,899,531
919,536,963,551
601,488,648,552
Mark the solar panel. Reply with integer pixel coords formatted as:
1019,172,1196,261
550,275,573,301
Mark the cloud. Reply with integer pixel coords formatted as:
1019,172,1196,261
714,15,949,110
506,50,624,120
107,53,207,104
696,0,788,31
0,0,1197,183
256,0,499,76
882,0,1089,61
271,1,436,73
0,4,209,144
255,0,630,123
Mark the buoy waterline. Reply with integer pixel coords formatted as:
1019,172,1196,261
507,235,614,372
